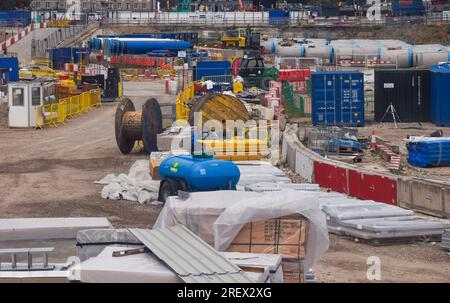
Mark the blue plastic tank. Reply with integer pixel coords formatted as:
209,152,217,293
159,156,240,192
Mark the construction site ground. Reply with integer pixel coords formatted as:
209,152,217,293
0,81,449,282
357,123,450,181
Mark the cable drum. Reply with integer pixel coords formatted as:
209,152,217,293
115,98,163,154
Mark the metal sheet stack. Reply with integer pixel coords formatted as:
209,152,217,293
321,198,447,243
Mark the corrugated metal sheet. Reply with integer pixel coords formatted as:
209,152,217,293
311,71,365,127
430,65,450,126
129,225,255,283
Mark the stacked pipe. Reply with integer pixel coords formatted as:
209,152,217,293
262,37,450,68
89,37,190,56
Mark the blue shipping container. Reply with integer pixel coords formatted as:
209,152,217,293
430,64,450,126
392,0,425,16
269,10,290,26
0,57,19,82
51,47,88,70
194,61,231,82
311,71,365,127
0,10,32,27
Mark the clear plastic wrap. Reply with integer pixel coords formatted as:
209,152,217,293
212,190,329,271
76,229,141,261
154,190,329,271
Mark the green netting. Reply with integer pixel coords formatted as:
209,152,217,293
282,81,309,118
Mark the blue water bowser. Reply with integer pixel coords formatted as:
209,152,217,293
158,155,240,202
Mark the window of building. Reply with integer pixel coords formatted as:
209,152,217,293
45,2,50,8
31,87,41,106
12,88,24,106
35,2,40,8
142,3,146,9
134,3,138,9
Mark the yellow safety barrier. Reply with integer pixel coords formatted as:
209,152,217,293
35,88,101,129
176,83,195,121
47,20,71,27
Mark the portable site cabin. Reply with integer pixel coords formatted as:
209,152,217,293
8,81,56,128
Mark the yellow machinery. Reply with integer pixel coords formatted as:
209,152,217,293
221,30,246,48
19,65,58,80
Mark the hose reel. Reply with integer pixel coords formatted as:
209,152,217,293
115,98,163,154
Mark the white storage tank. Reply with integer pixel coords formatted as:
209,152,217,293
261,38,281,54
413,44,450,67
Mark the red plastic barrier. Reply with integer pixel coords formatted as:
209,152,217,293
313,162,348,194
278,69,311,82
348,170,397,205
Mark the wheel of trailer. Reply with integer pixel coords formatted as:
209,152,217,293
115,98,137,155
260,77,272,91
142,98,163,153
158,179,180,203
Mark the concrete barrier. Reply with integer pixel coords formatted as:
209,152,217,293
282,125,449,218
294,150,314,183
398,177,449,218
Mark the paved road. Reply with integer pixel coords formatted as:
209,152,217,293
8,27,60,65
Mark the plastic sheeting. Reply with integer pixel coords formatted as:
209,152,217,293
407,138,450,167
154,190,329,272
213,191,329,271
223,252,283,283
237,163,291,187
323,203,414,226
244,183,320,192
76,246,183,283
94,160,161,204
76,229,141,261
338,216,444,239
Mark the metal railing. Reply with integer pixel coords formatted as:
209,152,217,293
101,11,449,27
31,22,98,59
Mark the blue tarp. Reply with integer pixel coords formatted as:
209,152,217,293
327,139,362,151
407,139,450,167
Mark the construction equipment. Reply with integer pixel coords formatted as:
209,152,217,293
239,57,279,90
157,155,240,203
221,27,261,52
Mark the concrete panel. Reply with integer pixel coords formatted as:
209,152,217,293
286,140,296,171
314,162,348,194
411,180,444,213
348,170,397,205
281,134,288,162
0,217,112,242
294,150,314,183
397,177,412,206
443,188,450,218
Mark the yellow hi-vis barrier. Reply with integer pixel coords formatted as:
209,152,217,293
35,88,101,129
176,83,195,121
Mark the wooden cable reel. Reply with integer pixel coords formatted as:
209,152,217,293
115,98,163,154
187,92,250,126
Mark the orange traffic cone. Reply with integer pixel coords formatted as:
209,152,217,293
370,130,377,150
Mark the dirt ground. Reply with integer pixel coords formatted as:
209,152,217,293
0,80,449,282
357,122,450,181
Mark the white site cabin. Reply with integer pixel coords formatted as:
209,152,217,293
8,81,55,128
